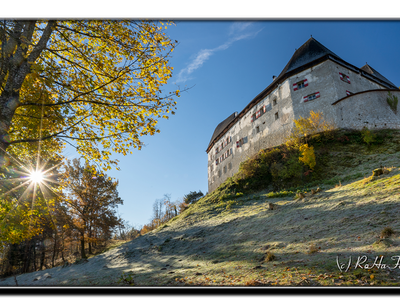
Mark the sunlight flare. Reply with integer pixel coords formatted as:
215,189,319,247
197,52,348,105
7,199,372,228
29,170,44,184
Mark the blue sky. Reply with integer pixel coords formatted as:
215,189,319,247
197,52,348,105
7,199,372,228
70,20,399,229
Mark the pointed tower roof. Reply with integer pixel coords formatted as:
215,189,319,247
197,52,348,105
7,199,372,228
268,37,360,85
278,37,343,76
360,63,397,89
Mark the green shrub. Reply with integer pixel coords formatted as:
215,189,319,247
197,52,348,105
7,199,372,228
387,91,398,114
226,200,236,210
361,127,376,146
118,272,135,286
265,190,295,198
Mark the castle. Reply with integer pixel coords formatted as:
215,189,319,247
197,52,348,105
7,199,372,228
206,37,400,193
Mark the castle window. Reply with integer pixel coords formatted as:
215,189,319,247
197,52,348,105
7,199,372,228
216,136,231,153
303,92,320,102
293,79,308,91
252,107,265,123
236,136,248,148
339,72,350,84
256,126,260,133
275,112,279,120
273,99,277,106
215,159,219,166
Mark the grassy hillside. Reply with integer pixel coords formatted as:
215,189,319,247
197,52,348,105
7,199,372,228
1,129,400,286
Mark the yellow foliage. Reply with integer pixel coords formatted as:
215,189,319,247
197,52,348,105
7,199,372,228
2,20,181,171
288,110,335,146
298,143,316,170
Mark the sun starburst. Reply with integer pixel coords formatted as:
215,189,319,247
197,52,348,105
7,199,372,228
29,170,44,184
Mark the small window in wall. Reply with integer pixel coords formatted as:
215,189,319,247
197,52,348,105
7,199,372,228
293,79,308,91
303,92,320,102
223,166,227,174
215,159,219,166
339,72,351,84
256,126,260,133
236,136,248,148
251,107,266,123
272,99,277,106
346,90,353,96
228,162,232,170
275,112,279,120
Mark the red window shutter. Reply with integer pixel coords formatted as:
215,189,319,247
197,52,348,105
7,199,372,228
315,92,320,98
304,79,308,87
293,83,298,91
347,75,351,84
236,141,239,148
339,72,343,80
346,90,350,96
303,95,309,102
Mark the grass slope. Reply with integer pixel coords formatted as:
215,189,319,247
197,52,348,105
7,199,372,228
1,129,400,286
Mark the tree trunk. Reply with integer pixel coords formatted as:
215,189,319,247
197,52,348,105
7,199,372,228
22,241,31,274
80,233,86,259
39,240,45,270
4,243,18,277
0,21,56,170
33,241,36,271
51,235,57,267
88,227,93,254
0,102,19,174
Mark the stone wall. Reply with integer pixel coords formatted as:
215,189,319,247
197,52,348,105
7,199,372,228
207,78,294,192
334,90,400,130
290,60,385,127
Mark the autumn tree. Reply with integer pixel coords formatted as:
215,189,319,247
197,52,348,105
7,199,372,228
60,158,123,259
287,110,335,147
0,20,181,172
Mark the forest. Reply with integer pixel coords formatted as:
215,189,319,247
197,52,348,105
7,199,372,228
0,152,202,278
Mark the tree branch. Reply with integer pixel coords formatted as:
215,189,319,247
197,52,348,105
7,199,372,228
27,21,57,63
